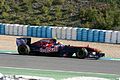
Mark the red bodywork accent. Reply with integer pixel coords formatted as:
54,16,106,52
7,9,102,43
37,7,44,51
32,39,51,47
31,39,101,53
71,46,101,52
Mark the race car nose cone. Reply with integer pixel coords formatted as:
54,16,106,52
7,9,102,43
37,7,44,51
100,53,105,57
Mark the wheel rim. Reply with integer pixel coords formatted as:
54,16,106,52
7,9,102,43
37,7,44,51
76,48,87,59
20,47,26,53
18,45,29,55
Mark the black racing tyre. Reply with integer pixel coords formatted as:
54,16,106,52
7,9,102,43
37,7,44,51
18,45,30,55
76,48,88,59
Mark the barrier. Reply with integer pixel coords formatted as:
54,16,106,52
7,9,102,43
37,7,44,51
8,24,14,35
22,25,28,36
13,24,19,36
32,26,38,37
56,27,62,39
88,29,94,42
105,30,112,43
36,26,42,38
52,27,57,38
46,27,52,38
82,28,89,41
71,28,78,40
61,27,67,39
41,26,47,38
0,23,5,35
4,24,9,35
28,26,39,37
18,25,23,36
111,31,118,43
4,24,11,35
27,26,33,36
66,27,72,40
93,29,100,42
99,30,106,43
117,31,120,43
0,24,1,34
1,23,120,44
77,28,83,41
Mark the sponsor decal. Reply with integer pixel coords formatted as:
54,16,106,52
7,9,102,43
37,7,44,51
40,47,58,53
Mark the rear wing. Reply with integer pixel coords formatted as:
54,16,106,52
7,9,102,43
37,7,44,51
16,37,31,46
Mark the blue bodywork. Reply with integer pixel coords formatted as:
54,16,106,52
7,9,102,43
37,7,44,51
16,38,105,59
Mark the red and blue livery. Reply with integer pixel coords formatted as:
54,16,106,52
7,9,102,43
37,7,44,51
16,37,105,59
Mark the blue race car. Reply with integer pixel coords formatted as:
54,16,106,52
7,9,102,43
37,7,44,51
16,37,105,59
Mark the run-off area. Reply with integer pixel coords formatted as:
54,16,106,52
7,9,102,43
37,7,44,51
0,67,120,80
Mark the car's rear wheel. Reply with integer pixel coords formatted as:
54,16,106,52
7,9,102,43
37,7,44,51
76,48,88,59
18,45,30,55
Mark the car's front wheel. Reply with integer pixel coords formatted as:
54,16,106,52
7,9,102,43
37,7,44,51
76,48,88,59
18,45,30,55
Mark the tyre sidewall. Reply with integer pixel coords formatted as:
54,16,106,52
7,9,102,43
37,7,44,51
76,48,88,59
18,45,30,55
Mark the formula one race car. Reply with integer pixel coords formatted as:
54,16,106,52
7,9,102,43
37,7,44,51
16,37,105,59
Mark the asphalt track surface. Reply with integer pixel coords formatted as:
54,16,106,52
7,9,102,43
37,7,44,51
0,53,120,75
